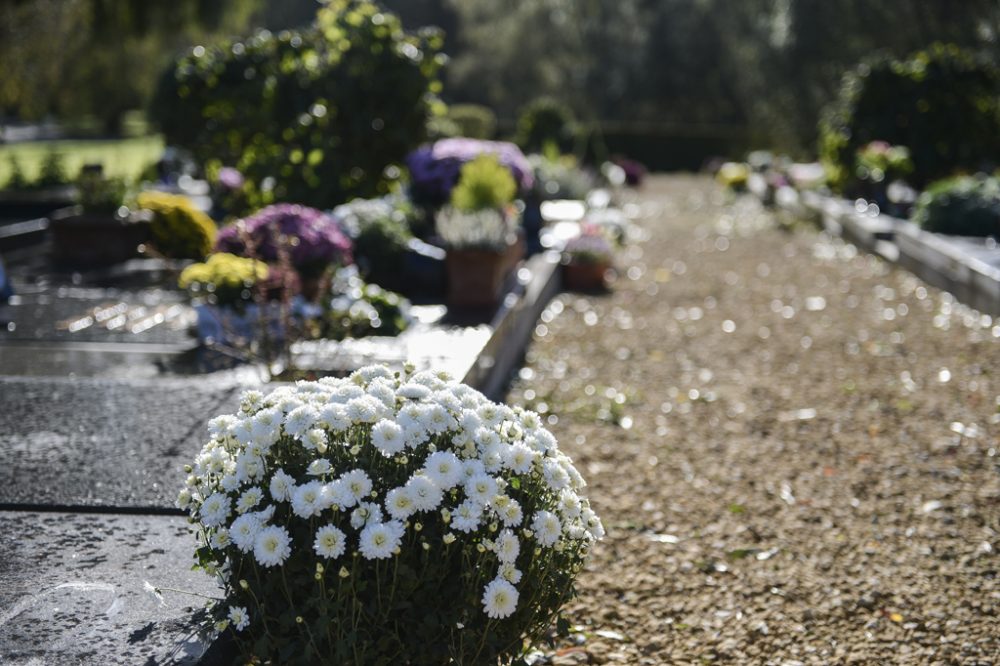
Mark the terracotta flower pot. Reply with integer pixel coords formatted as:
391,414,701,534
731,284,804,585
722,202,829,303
445,236,525,309
563,260,609,292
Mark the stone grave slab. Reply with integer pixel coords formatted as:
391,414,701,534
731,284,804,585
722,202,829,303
0,377,246,509
0,511,221,665
0,286,197,346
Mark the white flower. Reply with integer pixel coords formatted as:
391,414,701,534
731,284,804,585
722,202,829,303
318,404,351,431
269,469,294,502
199,493,231,528
451,499,483,533
424,404,456,434
254,525,292,567
359,521,404,560
351,501,383,529
307,459,332,476
177,489,192,510
519,410,541,431
341,469,373,504
210,528,231,550
465,473,498,505
313,524,347,559
499,498,524,527
423,451,463,489
462,459,486,479
504,443,536,475
234,452,264,483
385,487,416,520
303,428,328,452
366,379,397,409
458,409,482,434
228,605,250,631
532,511,562,547
474,427,501,449
240,389,263,414
495,529,520,563
322,479,352,509
482,578,518,618
478,404,504,429
542,458,570,491
346,395,381,423
558,489,582,519
371,419,405,456
406,475,443,512
283,405,318,439
236,487,263,514
397,383,431,400
582,507,605,539
498,562,522,584
291,481,325,518
230,513,261,552
207,415,237,439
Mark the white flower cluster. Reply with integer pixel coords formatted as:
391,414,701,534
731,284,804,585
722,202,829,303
180,365,604,622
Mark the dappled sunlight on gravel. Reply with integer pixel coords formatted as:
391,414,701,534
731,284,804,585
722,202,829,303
508,175,1000,665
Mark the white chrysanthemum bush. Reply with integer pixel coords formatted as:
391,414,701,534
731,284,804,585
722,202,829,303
179,364,603,664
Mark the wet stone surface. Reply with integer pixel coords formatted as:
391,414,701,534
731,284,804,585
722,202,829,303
0,512,220,665
0,376,244,508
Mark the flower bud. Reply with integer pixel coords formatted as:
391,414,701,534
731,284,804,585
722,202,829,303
443,533,456,545
339,567,350,578
239,580,250,590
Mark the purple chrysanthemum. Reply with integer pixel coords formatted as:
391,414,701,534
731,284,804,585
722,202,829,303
216,204,353,276
406,138,534,207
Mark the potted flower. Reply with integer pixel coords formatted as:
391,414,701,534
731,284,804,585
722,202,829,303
48,167,147,267
438,154,525,309
179,252,275,346
215,204,353,301
178,365,603,665
562,227,614,292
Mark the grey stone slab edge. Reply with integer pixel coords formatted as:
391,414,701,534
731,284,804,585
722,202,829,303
0,511,222,666
464,251,562,400
769,189,1000,316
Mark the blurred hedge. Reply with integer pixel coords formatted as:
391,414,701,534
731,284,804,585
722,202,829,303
819,43,1000,190
151,0,444,209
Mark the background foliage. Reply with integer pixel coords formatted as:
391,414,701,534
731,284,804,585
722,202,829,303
2,0,999,165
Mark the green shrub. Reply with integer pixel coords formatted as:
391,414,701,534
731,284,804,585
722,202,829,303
334,196,414,288
136,191,216,259
76,170,128,214
913,175,1000,237
151,0,444,210
515,98,576,153
820,44,1000,190
36,151,71,188
446,104,497,139
450,154,517,212
3,156,28,191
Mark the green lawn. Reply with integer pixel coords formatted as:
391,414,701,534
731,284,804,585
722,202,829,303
0,135,165,185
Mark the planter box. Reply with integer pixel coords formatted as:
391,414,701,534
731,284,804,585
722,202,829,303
445,236,525,309
49,206,150,267
562,260,609,292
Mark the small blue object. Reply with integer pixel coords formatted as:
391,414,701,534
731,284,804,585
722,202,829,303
0,257,12,302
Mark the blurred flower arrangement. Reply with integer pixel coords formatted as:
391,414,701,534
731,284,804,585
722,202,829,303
215,204,353,279
136,191,217,259
855,141,913,185
407,138,534,207
562,226,614,292
563,227,615,266
178,253,269,309
437,154,520,252
179,365,602,664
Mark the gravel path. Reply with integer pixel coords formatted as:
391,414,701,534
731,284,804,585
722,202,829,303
509,175,1000,665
